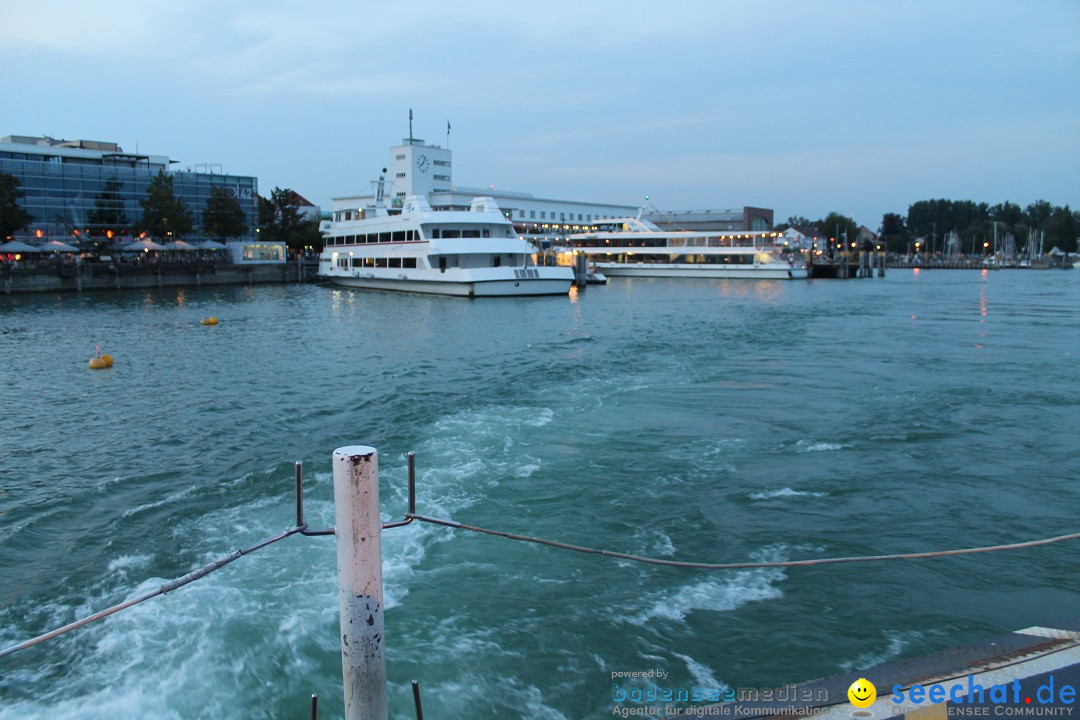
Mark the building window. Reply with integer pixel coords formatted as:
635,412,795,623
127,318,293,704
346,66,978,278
434,159,450,167
530,210,535,218
433,174,450,181
540,211,546,219
396,172,406,178
396,154,406,160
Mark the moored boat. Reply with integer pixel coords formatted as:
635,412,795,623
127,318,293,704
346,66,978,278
319,194,573,297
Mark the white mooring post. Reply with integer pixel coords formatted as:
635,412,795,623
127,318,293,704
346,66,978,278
333,446,388,720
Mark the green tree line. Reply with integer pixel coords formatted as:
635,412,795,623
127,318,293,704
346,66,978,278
887,199,1077,255
783,199,1077,255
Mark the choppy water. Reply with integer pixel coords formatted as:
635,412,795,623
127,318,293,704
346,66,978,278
1,270,1078,719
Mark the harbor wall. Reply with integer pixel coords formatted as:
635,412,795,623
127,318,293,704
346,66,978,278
1,261,319,295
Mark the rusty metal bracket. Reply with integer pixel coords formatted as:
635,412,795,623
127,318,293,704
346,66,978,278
293,452,418,536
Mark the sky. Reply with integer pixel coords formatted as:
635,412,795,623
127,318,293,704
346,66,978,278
2,0,1077,228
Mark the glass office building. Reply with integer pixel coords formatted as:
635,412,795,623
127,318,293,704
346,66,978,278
0,135,258,243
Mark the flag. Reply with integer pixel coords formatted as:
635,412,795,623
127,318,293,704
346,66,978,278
447,121,451,135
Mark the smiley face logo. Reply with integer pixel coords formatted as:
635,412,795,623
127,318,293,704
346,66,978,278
848,678,876,708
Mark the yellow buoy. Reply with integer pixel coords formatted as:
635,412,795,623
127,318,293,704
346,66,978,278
101,354,114,367
200,316,219,326
88,356,107,370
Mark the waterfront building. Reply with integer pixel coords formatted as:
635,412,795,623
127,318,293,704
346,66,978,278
783,225,828,251
641,207,774,232
0,135,259,246
329,134,773,246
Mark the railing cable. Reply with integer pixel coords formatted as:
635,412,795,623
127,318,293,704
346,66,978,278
407,513,1080,570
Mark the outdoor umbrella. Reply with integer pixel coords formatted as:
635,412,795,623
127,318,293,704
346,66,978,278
197,240,227,250
0,240,41,253
122,239,166,251
39,240,80,252
164,240,198,250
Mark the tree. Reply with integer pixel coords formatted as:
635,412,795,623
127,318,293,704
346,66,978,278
1044,205,1077,253
782,215,814,230
261,187,316,252
0,172,33,239
989,201,1023,227
817,212,859,252
1025,200,1054,231
880,213,907,253
87,178,130,236
139,171,194,240
202,186,248,241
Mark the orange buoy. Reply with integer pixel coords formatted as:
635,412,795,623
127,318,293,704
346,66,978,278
200,316,219,326
88,356,107,370
101,354,114,367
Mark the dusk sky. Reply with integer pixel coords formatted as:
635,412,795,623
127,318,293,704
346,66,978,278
3,0,1077,227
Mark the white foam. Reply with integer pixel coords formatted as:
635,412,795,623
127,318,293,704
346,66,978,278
749,487,826,500
673,652,727,693
796,440,848,453
105,554,152,574
624,548,789,625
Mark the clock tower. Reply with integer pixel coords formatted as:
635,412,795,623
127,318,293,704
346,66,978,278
386,136,452,207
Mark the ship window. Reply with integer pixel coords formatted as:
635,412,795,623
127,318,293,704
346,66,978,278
389,258,402,268
462,230,480,238
493,255,501,267
392,231,405,242
442,229,460,238
403,258,417,268
376,258,388,268
345,211,352,221
482,229,490,238
364,257,375,267
406,230,415,241
351,258,362,267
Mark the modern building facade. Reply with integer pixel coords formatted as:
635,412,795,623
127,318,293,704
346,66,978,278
0,135,258,244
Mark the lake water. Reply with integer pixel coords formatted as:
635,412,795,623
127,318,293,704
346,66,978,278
1,270,1078,719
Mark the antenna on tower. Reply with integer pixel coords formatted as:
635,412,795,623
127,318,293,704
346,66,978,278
409,109,414,145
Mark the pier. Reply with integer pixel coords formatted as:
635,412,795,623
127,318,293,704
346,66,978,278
809,250,888,278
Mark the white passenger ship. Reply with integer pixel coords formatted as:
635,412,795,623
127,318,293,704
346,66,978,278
319,195,573,297
566,218,808,280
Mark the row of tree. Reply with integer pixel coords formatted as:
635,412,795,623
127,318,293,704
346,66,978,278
0,171,324,252
783,199,1077,255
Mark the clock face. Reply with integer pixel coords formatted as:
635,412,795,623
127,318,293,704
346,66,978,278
416,154,430,174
